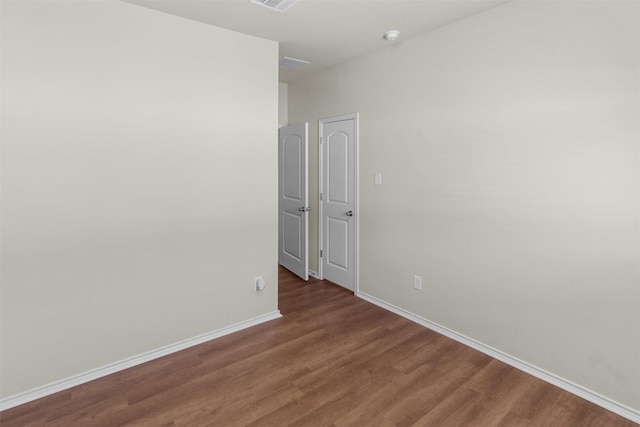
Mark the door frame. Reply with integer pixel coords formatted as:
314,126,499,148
318,112,359,293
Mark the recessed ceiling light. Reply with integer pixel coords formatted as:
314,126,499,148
384,30,400,41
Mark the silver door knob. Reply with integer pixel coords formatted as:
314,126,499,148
346,210,353,217
298,207,311,212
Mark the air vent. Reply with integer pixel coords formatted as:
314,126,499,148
249,0,298,13
279,56,310,70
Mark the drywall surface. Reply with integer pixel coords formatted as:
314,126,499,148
1,0,278,397
279,82,288,128
289,0,639,411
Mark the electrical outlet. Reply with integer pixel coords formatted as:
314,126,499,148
413,275,422,291
255,276,266,291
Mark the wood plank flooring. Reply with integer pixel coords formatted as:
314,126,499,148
1,266,637,426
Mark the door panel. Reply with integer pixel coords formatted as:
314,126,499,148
320,114,357,290
283,211,302,261
279,123,309,280
327,132,349,204
327,217,348,270
283,138,302,199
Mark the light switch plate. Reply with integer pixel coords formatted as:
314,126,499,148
374,172,382,186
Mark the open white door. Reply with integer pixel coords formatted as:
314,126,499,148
319,114,358,291
278,123,309,280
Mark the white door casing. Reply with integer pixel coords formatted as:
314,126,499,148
278,123,309,280
319,113,358,291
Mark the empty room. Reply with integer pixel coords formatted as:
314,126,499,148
1,0,638,425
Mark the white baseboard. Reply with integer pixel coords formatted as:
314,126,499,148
0,311,282,412
308,270,320,279
356,291,640,424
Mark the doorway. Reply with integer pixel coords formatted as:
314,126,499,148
278,123,309,281
318,113,359,291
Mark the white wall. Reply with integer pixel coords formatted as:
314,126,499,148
289,0,639,412
279,82,288,128
1,0,278,398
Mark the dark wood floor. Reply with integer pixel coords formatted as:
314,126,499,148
1,266,636,426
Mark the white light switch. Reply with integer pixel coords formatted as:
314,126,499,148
374,172,382,186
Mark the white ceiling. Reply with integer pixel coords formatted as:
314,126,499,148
125,0,512,83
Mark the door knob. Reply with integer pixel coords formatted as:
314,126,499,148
298,207,311,212
346,210,353,217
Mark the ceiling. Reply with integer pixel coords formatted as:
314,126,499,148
125,0,512,83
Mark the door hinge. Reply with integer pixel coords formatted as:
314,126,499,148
320,137,324,144
320,250,323,258
320,193,323,201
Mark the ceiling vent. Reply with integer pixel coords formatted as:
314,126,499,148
249,0,299,13
279,56,310,70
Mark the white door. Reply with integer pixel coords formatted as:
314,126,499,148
279,123,309,280
320,113,358,291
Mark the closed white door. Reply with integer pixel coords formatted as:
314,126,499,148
320,114,358,291
279,123,309,280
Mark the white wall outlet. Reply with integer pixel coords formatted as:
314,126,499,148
255,276,266,291
413,275,422,291
374,172,382,186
